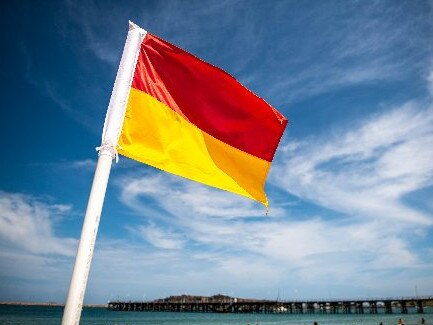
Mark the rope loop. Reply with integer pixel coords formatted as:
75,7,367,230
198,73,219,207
96,143,119,163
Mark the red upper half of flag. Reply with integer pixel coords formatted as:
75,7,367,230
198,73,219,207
131,33,287,162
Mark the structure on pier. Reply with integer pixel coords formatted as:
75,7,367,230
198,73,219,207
108,295,433,314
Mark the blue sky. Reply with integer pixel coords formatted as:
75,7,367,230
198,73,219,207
1,0,433,304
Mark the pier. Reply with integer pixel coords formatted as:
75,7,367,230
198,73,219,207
108,295,433,314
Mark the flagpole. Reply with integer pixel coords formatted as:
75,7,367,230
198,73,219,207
61,21,146,325
61,150,113,325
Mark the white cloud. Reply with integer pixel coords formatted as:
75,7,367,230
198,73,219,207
81,209,427,301
119,172,276,219
182,216,418,272
50,159,97,170
115,169,427,291
133,223,186,250
272,102,433,225
0,192,80,302
0,192,76,256
68,159,97,169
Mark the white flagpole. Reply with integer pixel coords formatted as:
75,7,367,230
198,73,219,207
62,21,146,325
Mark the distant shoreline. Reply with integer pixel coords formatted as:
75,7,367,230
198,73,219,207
0,301,106,308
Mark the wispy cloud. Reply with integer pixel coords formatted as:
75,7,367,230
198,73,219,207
31,157,143,172
67,158,97,169
272,102,433,225
119,172,274,219
254,1,432,104
130,223,186,250
62,1,431,106
58,1,433,108
63,0,262,75
0,191,76,256
0,191,78,301
114,159,431,298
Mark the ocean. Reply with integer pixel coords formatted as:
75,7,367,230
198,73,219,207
0,305,432,325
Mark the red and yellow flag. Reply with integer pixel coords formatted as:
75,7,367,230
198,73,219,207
117,33,287,206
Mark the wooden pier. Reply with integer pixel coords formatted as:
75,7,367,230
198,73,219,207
108,295,433,314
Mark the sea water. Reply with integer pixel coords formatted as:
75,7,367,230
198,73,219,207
0,305,432,325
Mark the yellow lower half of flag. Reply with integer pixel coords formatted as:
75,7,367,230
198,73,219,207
118,88,271,205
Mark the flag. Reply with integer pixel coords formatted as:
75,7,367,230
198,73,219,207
116,32,287,206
